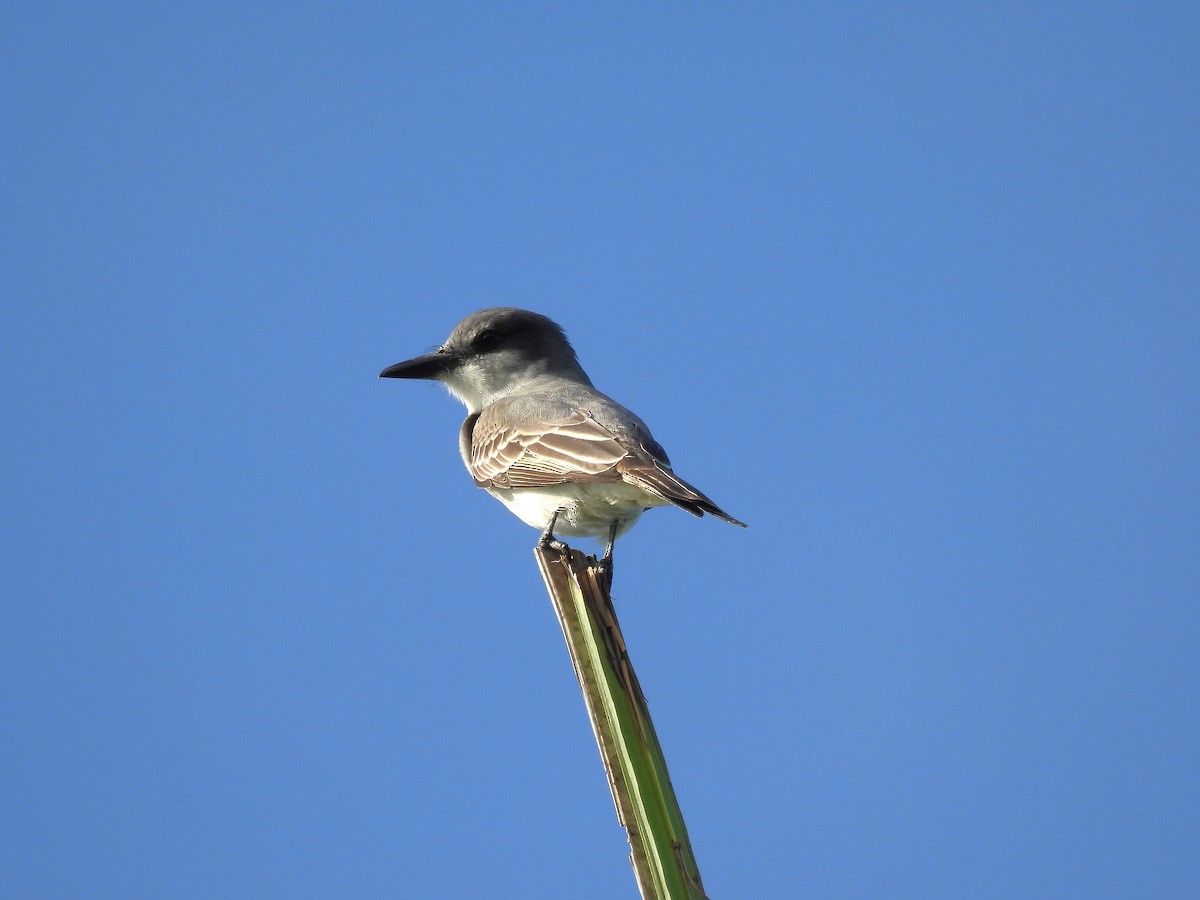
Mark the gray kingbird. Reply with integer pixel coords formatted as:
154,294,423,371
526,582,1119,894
380,307,746,559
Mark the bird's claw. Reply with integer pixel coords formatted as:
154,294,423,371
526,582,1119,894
538,508,569,554
595,519,618,585
538,534,569,554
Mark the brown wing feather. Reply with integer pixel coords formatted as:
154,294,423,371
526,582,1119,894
470,408,628,489
466,403,747,527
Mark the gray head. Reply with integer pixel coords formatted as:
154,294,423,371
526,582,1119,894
379,307,591,412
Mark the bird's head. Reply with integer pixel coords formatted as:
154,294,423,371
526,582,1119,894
379,307,590,412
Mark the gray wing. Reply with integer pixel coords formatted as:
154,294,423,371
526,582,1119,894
469,406,629,488
464,398,747,526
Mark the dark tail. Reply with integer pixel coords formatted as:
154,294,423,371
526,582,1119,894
620,459,747,527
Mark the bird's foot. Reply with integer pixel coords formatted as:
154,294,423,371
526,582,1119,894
595,520,618,586
537,509,569,554
595,555,613,587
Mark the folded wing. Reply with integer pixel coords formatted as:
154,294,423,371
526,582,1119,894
465,402,746,526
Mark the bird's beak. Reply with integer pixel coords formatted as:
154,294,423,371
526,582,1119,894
379,350,455,380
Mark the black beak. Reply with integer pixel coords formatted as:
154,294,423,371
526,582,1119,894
379,351,455,380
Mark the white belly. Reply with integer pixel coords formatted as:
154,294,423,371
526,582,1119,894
485,482,669,540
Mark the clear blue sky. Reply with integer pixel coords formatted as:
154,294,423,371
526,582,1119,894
4,4,1197,897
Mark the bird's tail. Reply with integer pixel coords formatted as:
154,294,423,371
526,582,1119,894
621,460,747,527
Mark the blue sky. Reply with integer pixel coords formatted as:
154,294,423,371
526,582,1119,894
4,3,1197,897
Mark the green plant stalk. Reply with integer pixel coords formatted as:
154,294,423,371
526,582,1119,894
534,544,707,900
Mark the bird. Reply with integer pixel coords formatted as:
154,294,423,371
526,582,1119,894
379,307,746,563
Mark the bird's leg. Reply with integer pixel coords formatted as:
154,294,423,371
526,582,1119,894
537,508,569,554
596,519,619,587
601,520,618,562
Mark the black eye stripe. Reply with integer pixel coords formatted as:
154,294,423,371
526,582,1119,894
475,328,503,351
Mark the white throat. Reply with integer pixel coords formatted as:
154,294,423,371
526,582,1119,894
440,362,527,413
440,355,589,413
